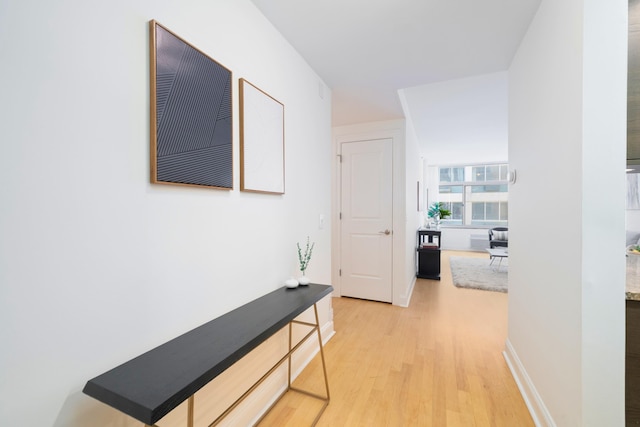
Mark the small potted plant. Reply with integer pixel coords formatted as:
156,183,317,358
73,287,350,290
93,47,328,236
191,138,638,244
427,202,451,229
297,236,315,285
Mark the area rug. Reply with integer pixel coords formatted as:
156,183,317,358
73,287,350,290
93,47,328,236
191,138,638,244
449,256,508,293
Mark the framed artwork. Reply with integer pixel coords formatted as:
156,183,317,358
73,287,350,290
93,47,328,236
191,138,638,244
239,78,285,194
149,20,233,189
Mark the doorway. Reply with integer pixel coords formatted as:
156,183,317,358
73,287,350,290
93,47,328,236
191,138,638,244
339,138,393,303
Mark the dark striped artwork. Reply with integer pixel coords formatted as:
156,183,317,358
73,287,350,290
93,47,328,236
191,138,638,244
150,21,232,189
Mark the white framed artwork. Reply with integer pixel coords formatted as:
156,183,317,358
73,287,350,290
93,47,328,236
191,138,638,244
239,79,285,194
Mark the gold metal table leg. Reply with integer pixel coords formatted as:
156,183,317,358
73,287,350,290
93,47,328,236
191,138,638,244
287,303,331,426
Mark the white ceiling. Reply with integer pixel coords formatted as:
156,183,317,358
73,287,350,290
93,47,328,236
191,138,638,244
250,0,541,157
401,71,508,164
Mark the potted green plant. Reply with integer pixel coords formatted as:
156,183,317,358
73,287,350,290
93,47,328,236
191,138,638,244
297,237,315,285
427,202,451,229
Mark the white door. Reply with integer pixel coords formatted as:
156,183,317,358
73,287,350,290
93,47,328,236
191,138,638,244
340,138,393,303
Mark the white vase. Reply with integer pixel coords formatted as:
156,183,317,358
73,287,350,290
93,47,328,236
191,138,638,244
298,275,310,285
285,277,299,288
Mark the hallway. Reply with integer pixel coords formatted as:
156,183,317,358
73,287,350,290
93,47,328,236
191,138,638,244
260,250,533,426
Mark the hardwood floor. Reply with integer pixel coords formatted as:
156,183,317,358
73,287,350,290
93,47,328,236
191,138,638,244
258,251,534,426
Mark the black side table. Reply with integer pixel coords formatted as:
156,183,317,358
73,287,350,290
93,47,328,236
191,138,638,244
416,229,441,280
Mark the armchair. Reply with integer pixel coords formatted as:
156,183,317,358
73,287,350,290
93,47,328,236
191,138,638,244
488,227,508,248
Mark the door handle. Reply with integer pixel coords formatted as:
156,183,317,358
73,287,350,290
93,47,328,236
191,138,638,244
379,229,391,235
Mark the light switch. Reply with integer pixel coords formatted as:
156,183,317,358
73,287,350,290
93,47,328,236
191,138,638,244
319,214,325,229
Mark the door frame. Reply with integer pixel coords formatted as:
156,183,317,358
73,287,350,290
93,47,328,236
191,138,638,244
339,138,394,303
331,123,410,306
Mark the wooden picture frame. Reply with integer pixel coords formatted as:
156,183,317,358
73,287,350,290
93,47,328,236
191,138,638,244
149,20,233,189
239,79,285,194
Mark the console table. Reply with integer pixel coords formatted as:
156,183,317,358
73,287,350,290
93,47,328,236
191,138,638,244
83,283,333,426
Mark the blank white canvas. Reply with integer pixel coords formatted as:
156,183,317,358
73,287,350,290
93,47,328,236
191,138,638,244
241,80,284,194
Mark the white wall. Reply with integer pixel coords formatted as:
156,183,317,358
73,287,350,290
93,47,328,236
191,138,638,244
399,91,426,301
439,228,489,251
0,1,333,425
506,0,626,425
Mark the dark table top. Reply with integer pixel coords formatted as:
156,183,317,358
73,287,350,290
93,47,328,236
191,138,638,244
83,283,333,424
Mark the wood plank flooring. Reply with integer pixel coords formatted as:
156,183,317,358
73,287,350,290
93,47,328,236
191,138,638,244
258,251,534,426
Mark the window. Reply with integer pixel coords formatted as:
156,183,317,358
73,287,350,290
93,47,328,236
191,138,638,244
435,163,508,227
472,164,508,182
441,201,464,225
439,166,464,183
472,201,508,224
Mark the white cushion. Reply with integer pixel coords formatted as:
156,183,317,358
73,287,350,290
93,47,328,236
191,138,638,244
493,230,508,241
629,231,640,246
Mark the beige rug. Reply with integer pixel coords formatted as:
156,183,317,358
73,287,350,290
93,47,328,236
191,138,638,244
449,256,508,293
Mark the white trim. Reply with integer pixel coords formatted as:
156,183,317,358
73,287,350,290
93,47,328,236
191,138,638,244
503,339,555,427
397,275,416,307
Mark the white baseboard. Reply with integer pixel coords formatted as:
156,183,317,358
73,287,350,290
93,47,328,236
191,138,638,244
503,339,555,427
397,275,416,307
